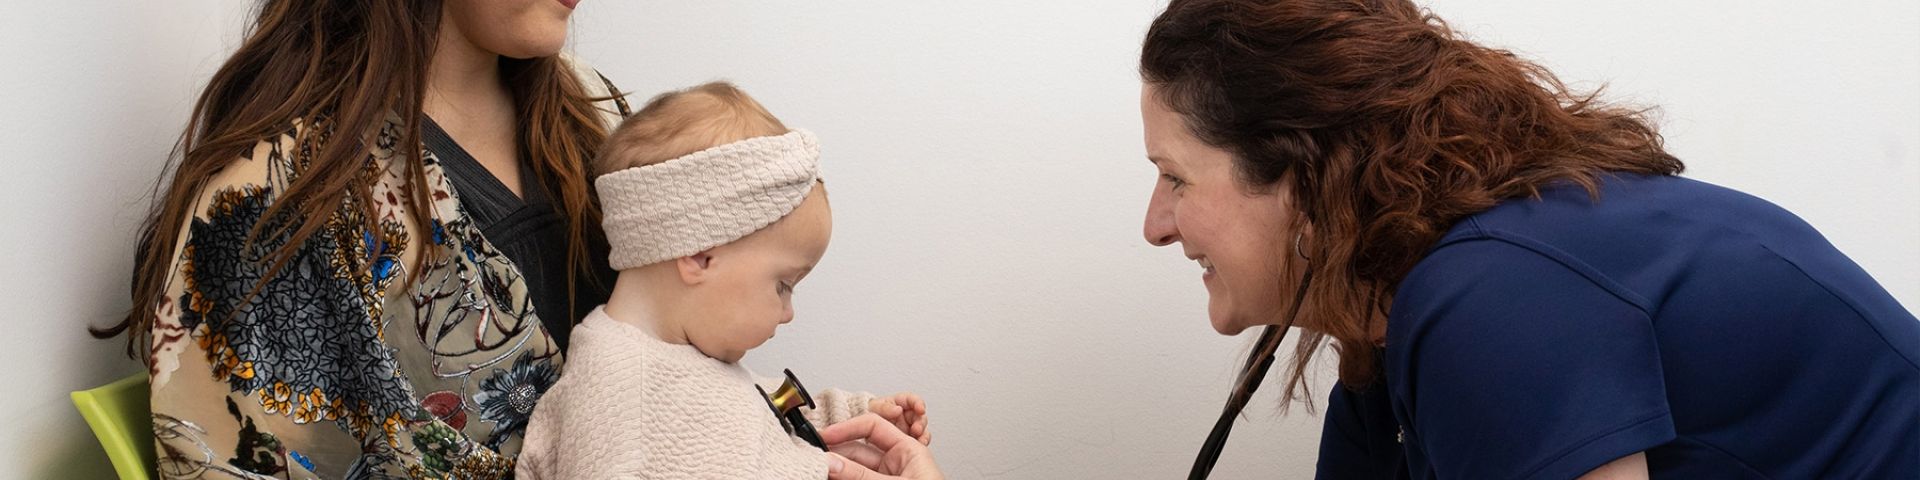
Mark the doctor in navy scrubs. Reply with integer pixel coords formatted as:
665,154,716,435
1137,0,1920,478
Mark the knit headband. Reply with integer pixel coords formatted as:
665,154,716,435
596,129,820,270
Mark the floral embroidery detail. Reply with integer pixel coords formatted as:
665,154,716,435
226,397,289,476
406,454,515,480
176,177,416,442
149,118,569,479
445,454,515,478
473,351,559,449
155,413,279,479
410,422,468,474
421,391,469,430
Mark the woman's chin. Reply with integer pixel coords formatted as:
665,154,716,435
492,31,569,59
1207,307,1249,336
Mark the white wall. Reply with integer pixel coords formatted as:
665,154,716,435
4,1,1914,478
2,2,255,478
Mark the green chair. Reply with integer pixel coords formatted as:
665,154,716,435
71,373,155,480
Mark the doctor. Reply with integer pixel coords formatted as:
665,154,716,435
1138,0,1919,478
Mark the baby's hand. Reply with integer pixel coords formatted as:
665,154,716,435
867,392,930,445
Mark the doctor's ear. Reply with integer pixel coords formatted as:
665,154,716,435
676,251,715,285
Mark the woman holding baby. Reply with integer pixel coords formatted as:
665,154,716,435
105,0,933,477
98,0,632,476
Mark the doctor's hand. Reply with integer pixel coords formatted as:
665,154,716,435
822,413,945,480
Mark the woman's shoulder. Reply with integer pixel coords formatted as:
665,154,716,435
1402,173,1871,320
190,117,411,210
558,53,632,128
1418,175,1799,283
1447,174,1801,247
189,124,305,206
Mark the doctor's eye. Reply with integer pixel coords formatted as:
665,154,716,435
1161,174,1188,190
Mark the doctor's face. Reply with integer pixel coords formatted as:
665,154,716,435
1140,84,1308,336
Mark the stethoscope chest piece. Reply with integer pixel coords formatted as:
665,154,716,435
758,368,827,450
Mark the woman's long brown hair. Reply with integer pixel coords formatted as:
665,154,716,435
95,0,614,361
1142,0,1683,404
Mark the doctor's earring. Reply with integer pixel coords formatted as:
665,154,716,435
1294,230,1312,262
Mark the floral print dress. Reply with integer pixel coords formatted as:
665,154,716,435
148,64,625,479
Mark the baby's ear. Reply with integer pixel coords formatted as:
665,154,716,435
675,251,715,285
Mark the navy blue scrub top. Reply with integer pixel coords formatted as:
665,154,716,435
1315,174,1919,479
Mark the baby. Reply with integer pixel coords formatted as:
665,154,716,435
517,82,929,479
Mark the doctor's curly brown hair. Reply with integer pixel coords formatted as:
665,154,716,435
1141,0,1684,402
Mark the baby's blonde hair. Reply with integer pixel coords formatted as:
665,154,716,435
593,81,790,177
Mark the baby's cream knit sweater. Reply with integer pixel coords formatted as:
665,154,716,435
517,307,874,479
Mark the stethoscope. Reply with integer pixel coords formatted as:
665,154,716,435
759,369,829,450
1187,259,1316,479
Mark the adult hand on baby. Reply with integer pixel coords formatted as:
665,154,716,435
823,413,944,480
867,393,930,445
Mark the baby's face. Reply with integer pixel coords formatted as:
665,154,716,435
685,185,831,363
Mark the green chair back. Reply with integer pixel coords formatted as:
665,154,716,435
71,373,155,480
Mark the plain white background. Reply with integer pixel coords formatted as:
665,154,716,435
3,1,1914,478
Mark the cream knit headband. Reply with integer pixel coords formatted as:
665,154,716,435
596,129,820,270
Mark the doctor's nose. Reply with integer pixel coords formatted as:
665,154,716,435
1144,193,1180,247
